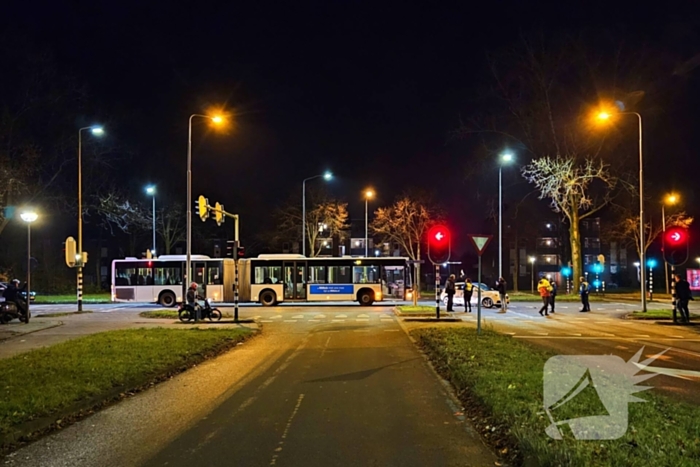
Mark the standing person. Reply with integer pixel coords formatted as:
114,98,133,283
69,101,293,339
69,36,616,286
444,274,456,312
579,277,591,312
463,278,474,313
496,277,507,313
549,279,558,313
537,277,551,316
675,273,694,323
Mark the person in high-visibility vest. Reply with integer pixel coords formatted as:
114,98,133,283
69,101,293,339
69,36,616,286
463,278,474,313
537,277,551,316
579,277,591,312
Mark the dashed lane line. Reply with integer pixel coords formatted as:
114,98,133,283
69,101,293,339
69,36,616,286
291,315,304,319
283,320,297,323
336,314,347,318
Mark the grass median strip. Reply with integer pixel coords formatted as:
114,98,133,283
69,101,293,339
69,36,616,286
0,327,253,448
139,309,234,319
34,293,111,304
412,327,700,466
626,309,699,320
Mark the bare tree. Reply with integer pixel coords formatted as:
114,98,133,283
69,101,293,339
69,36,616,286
608,210,693,261
371,195,440,304
522,156,617,289
273,190,349,257
158,203,186,255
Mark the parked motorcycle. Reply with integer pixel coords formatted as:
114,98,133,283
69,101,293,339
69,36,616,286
178,298,222,323
0,299,30,324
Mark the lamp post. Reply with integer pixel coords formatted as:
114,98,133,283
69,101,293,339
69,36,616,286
146,186,156,256
301,171,332,256
20,211,38,317
77,125,104,312
365,189,374,257
186,114,224,295
529,256,536,293
597,110,646,312
661,193,678,294
499,152,514,280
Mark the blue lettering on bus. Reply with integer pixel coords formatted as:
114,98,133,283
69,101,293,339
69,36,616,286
309,285,354,294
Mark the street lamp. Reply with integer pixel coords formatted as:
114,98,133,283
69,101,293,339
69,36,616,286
146,186,156,256
186,113,225,294
20,211,38,317
365,189,374,257
77,125,104,311
596,107,646,311
529,256,536,293
302,171,332,256
661,193,679,294
499,152,514,280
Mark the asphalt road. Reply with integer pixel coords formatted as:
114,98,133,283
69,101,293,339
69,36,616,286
4,307,496,467
4,299,699,466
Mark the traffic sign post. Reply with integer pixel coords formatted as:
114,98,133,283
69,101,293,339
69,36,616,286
467,234,493,335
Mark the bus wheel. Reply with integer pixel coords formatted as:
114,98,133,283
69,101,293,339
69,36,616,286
159,291,177,307
260,290,277,306
358,290,374,306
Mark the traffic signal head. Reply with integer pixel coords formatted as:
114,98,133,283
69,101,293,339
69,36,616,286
427,225,451,264
214,202,224,226
197,195,209,221
663,227,689,266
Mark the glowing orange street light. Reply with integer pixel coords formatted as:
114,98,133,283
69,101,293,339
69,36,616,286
364,189,375,256
211,115,224,124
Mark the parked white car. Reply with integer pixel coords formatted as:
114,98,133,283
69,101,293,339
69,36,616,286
439,282,509,308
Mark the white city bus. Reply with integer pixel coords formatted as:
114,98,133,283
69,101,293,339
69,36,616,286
111,255,233,307
238,254,411,306
112,254,411,306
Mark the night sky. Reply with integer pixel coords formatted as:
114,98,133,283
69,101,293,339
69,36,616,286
5,1,700,252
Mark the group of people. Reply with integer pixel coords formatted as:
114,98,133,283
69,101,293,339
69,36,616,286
443,274,508,313
538,276,592,315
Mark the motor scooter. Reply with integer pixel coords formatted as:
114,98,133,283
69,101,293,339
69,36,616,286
178,298,222,323
0,298,30,324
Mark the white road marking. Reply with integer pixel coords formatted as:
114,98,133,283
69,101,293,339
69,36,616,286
504,332,516,335
568,333,582,336
320,336,331,358
271,315,282,319
336,314,347,318
283,320,297,323
308,319,320,322
291,315,304,319
535,332,549,336
356,319,369,322
332,319,345,322
671,335,686,339
357,314,369,318
384,329,399,332
316,314,326,319
632,335,651,338
615,345,629,350
260,320,273,323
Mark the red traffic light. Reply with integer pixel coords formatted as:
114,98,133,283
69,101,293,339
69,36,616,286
427,225,451,264
665,228,686,245
429,225,450,244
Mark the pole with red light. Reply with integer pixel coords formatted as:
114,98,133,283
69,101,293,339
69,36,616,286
662,227,690,323
427,225,451,320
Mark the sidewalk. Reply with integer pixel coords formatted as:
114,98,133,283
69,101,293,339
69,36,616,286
0,312,258,360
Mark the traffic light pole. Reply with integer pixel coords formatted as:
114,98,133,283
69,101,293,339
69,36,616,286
435,264,440,320
671,265,677,324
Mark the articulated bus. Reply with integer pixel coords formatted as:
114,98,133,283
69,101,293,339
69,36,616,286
111,254,411,307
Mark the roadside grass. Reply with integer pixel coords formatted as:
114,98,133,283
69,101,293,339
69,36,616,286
36,310,93,318
139,309,233,319
413,327,700,466
0,327,253,446
626,309,699,320
34,293,111,304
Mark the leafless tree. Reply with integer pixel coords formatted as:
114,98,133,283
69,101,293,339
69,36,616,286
157,203,186,255
522,156,617,289
371,195,441,304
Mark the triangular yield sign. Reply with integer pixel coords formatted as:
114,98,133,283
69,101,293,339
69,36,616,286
468,234,493,256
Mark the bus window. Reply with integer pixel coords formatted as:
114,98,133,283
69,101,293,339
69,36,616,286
308,266,326,284
254,266,282,284
328,266,351,284
154,262,182,285
207,264,222,285
115,262,152,285
353,266,379,284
